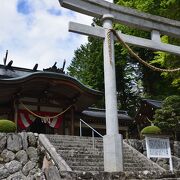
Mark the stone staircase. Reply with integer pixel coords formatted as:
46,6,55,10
46,135,165,173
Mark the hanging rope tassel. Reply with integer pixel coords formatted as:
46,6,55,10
107,30,113,64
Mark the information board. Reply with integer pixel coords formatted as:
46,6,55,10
145,136,173,171
146,137,170,157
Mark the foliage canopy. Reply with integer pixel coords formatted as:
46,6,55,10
154,95,180,139
68,0,180,115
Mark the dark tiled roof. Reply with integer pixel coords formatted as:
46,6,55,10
0,70,102,112
142,99,162,108
82,108,132,121
134,99,163,123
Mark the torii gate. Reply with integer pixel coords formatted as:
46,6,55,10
59,0,180,172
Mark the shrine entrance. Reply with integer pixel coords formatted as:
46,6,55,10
27,117,55,134
28,118,46,134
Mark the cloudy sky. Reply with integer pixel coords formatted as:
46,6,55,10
0,0,93,71
0,0,113,71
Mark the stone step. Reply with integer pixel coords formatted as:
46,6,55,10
51,144,103,150
53,144,131,151
66,161,103,167
50,142,103,149
61,155,158,172
57,150,135,158
57,149,102,154
58,150,157,168
58,153,104,159
74,170,100,175
124,162,156,168
46,135,164,173
124,167,152,171
54,146,132,154
66,161,153,169
47,135,102,142
52,143,103,151
70,165,104,172
50,140,130,149
60,153,149,164
124,159,150,164
64,160,103,166
51,142,103,148
124,151,136,154
61,158,149,166
49,138,103,143
59,155,103,160
57,150,103,156
61,156,155,170
63,157,104,162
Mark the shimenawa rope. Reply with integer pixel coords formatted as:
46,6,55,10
107,29,180,72
20,101,73,119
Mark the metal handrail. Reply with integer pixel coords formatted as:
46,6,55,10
80,119,103,149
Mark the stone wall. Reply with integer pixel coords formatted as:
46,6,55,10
0,132,44,179
124,139,180,170
0,133,179,180
45,167,180,180
124,139,180,157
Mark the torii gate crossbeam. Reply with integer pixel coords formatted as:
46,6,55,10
58,0,180,172
60,0,180,38
69,22,180,56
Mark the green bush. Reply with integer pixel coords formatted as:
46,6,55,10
154,95,180,140
0,120,16,133
141,125,161,135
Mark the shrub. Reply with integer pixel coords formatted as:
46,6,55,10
0,120,16,133
154,95,180,140
141,125,161,135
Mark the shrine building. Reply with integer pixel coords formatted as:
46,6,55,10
0,61,132,137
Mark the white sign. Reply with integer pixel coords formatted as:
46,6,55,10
145,136,173,171
147,137,169,157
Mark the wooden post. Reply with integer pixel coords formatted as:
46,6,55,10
14,100,18,132
71,106,75,135
126,129,129,139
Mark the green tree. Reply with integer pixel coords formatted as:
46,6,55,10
115,0,180,97
154,95,180,140
68,36,104,91
68,0,180,115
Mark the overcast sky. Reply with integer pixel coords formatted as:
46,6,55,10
0,0,113,71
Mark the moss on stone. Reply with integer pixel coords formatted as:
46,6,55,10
0,120,16,133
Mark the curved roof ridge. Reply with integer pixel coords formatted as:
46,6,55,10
0,71,103,96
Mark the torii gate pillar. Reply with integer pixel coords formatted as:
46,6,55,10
102,14,123,172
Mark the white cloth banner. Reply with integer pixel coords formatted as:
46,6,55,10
18,109,63,129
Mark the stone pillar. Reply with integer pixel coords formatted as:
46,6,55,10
102,14,123,172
